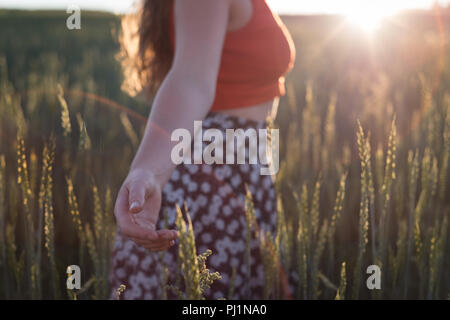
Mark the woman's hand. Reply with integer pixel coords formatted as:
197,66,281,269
114,168,178,251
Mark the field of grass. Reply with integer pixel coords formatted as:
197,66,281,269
0,9,449,300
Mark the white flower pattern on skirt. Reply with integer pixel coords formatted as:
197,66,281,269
109,112,277,300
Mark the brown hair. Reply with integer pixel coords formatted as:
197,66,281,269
118,0,174,97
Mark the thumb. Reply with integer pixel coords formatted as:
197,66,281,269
128,182,147,213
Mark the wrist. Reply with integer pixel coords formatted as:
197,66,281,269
128,165,172,189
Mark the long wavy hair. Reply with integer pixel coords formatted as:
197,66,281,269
118,0,174,97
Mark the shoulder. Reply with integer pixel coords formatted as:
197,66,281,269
173,0,233,25
172,0,233,52
173,0,233,14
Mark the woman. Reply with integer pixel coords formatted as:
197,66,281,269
110,0,296,300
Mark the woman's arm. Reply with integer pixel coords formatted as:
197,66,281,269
114,0,232,251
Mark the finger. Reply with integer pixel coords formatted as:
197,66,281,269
156,229,179,241
133,240,170,251
128,181,148,213
150,239,176,250
129,237,172,247
115,188,158,241
121,217,158,240
147,244,173,252
130,229,177,244
131,239,161,248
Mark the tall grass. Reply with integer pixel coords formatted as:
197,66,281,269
0,70,448,300
0,11,449,299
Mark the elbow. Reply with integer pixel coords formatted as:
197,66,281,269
166,69,217,108
205,84,216,107
182,79,216,109
190,80,216,108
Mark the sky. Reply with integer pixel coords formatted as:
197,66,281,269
0,0,449,15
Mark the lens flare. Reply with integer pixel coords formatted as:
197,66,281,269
345,7,389,32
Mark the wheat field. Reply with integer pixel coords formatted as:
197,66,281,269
0,9,449,300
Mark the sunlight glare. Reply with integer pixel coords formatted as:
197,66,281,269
268,0,429,33
345,7,389,32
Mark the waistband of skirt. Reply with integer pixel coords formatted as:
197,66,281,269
204,111,267,130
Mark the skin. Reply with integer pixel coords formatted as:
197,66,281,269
114,0,278,251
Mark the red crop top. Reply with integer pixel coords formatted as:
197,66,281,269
169,0,296,111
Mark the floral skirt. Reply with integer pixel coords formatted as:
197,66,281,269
109,112,277,300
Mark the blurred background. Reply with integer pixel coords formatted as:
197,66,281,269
0,1,449,300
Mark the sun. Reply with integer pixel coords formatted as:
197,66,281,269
345,10,387,32
343,4,401,33
267,0,421,33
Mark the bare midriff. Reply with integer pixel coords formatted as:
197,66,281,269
215,97,279,122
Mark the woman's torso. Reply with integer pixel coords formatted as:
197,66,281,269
220,0,278,121
169,0,296,122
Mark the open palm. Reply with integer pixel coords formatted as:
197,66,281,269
114,169,178,251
